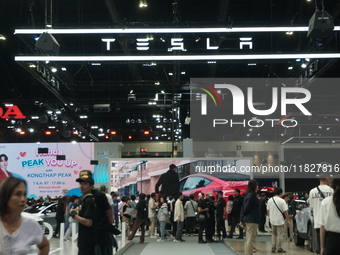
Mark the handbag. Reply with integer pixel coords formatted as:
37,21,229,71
109,225,121,235
196,213,205,221
272,197,286,220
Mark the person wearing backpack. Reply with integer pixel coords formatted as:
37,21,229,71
184,194,197,236
267,187,290,253
309,173,333,254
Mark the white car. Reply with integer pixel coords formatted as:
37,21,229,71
22,212,54,240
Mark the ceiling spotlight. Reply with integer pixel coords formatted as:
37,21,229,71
61,67,67,71
207,61,216,64
286,31,293,35
29,64,36,68
248,63,257,66
91,63,101,66
91,126,98,129
130,90,133,94
181,71,186,74
288,66,293,70
301,63,307,68
168,72,173,76
195,37,201,42
154,82,160,85
28,128,34,133
51,67,57,73
161,90,165,94
55,110,61,114
0,34,6,40
79,115,88,119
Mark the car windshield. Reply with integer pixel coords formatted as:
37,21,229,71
24,204,49,213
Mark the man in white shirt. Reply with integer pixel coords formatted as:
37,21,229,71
309,173,333,254
267,187,290,253
148,193,158,238
174,192,185,242
100,185,114,216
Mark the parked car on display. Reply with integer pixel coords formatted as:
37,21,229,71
179,173,248,202
294,200,316,252
24,202,58,230
21,212,54,240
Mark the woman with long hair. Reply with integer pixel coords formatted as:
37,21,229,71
320,176,340,255
240,179,260,255
122,197,133,236
0,177,49,254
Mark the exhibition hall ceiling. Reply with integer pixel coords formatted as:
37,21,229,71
0,0,340,143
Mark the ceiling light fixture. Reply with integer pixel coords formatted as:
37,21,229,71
288,66,293,70
286,31,293,35
15,53,340,62
14,26,340,34
51,67,57,73
0,34,6,40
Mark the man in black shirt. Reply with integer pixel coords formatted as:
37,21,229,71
215,191,227,242
92,187,112,255
205,192,217,243
155,164,179,197
197,193,209,243
72,170,98,255
128,193,148,243
227,189,244,239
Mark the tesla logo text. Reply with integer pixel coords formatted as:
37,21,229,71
102,37,252,51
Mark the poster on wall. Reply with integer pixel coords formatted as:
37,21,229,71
110,158,252,199
0,143,94,198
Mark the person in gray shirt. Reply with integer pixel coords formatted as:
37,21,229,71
184,194,198,236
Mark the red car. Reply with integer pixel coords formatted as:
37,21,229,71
179,173,249,202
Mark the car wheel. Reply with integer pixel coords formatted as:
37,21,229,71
293,222,304,246
308,226,313,252
44,222,54,240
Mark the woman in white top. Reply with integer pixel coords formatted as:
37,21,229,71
320,176,340,255
0,177,49,255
